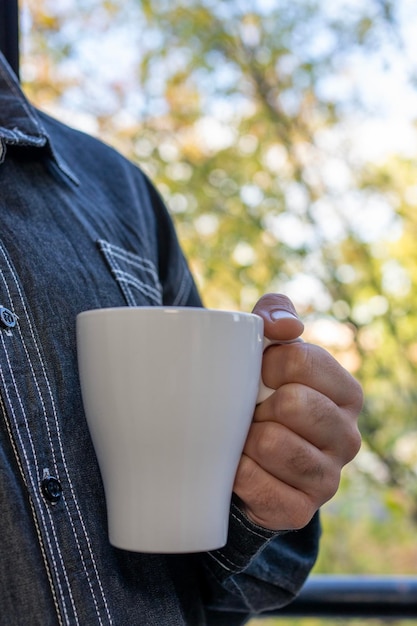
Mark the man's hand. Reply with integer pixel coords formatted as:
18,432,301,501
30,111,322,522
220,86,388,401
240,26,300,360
233,293,363,531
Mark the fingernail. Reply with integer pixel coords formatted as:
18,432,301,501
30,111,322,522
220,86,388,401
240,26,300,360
270,310,299,321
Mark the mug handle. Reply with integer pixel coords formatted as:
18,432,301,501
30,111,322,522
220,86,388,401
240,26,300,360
256,337,302,404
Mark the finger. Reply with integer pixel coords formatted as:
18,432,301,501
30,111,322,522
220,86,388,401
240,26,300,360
242,421,341,499
252,293,304,342
260,341,363,410
234,453,321,531
254,384,362,464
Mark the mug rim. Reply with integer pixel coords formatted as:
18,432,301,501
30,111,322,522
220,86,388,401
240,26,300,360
76,306,260,322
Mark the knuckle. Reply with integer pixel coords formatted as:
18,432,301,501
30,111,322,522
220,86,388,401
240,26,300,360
284,342,315,380
287,497,316,530
343,424,362,463
234,454,257,490
274,383,305,418
256,484,281,517
250,421,282,461
320,471,341,503
236,480,281,528
351,378,364,410
286,444,320,478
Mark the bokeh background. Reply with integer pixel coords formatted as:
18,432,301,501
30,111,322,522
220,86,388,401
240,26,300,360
18,0,417,623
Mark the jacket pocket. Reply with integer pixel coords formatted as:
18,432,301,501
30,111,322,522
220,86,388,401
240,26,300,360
97,239,163,307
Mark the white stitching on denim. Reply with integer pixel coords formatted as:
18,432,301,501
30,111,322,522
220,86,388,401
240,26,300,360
1,262,112,626
0,271,109,626
172,269,192,306
99,241,160,284
0,392,64,626
200,549,249,609
0,253,113,624
207,518,272,571
113,270,161,304
98,240,162,307
206,550,237,572
108,255,136,306
0,127,46,146
98,239,194,308
0,334,75,625
230,511,274,540
28,497,66,626
106,245,135,306
0,273,81,624
15,321,105,623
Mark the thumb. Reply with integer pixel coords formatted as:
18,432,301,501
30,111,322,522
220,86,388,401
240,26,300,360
252,293,304,342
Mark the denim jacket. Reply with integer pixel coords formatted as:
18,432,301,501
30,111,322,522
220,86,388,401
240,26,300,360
0,52,319,625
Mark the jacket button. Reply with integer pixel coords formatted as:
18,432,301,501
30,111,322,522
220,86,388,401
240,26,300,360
41,476,63,503
0,307,17,329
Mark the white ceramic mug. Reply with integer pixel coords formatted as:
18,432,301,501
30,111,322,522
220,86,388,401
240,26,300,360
76,306,273,553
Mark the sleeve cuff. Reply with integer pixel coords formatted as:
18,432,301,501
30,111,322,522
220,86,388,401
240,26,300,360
206,499,286,575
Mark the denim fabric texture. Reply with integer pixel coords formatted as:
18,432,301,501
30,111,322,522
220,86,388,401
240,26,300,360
0,52,320,625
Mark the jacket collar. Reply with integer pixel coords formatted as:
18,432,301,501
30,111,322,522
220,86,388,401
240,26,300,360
0,52,78,184
0,52,48,146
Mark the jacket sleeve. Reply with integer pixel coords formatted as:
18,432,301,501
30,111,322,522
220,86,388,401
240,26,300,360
199,499,320,625
145,176,203,308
